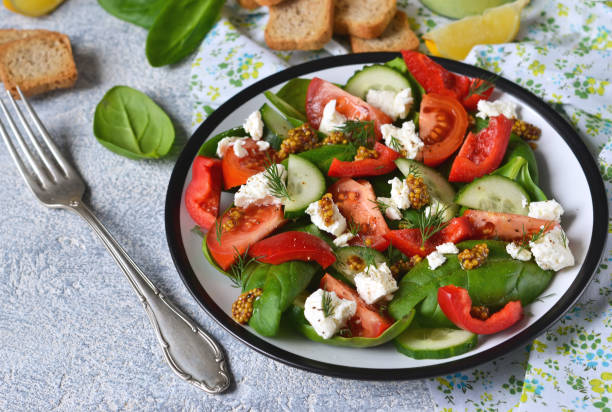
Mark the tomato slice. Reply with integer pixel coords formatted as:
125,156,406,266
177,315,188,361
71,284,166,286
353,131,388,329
419,94,469,167
305,77,392,139
320,274,393,338
327,142,400,177
449,115,514,182
384,216,474,257
437,285,523,335
185,156,223,231
206,204,286,270
248,231,336,268
328,178,390,251
462,209,559,242
221,138,273,189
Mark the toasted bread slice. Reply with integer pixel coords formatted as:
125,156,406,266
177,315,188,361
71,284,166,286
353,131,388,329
351,11,419,53
335,0,396,39
254,0,284,5
0,33,78,98
0,29,55,46
237,0,260,9
265,0,334,50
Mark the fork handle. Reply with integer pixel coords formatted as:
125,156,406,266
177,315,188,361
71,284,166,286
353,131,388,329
69,200,231,394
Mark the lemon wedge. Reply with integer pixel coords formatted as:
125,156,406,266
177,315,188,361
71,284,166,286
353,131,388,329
424,0,529,60
5,0,65,16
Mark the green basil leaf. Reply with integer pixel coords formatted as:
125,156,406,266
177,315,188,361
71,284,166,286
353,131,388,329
93,86,175,159
97,0,169,29
198,127,248,158
146,0,225,67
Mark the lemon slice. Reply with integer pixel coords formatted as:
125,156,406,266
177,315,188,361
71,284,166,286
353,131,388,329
6,0,65,16
424,0,529,60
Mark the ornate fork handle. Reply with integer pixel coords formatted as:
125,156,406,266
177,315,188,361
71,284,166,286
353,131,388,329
70,200,230,394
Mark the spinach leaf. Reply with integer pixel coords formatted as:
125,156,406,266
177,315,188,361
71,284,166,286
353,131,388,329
276,78,311,118
389,240,554,328
503,135,539,184
264,91,307,123
93,86,175,159
294,144,357,174
243,261,318,337
97,0,168,29
146,0,225,67
288,305,415,348
198,127,248,158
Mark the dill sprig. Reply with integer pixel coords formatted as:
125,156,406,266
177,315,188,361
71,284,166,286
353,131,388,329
229,246,260,289
336,120,375,149
466,72,501,98
215,220,223,245
406,162,422,178
362,246,378,269
560,230,568,248
263,163,291,200
347,218,361,237
389,136,403,153
530,222,554,243
414,205,450,248
370,198,390,214
534,292,556,303
191,225,204,237
321,291,336,318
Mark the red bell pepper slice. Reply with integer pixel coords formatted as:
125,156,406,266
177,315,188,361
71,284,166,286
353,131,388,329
248,231,336,268
448,115,514,183
437,285,523,335
327,142,400,177
384,216,474,257
185,156,222,230
461,78,495,111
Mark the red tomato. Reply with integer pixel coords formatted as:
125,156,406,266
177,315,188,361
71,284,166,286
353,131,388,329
437,285,523,335
462,209,559,242
248,231,336,268
419,94,469,167
449,115,514,182
384,216,474,257
221,138,274,189
327,142,400,177
185,156,223,230
206,204,286,270
305,77,392,139
461,78,495,111
328,178,390,251
320,274,394,338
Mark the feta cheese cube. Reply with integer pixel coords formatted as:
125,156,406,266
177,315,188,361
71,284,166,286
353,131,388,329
381,121,424,159
234,164,286,208
506,242,532,261
528,199,564,222
476,99,518,119
529,226,575,271
244,110,264,140
354,262,398,304
318,100,347,134
333,232,355,248
303,289,357,339
233,138,248,158
305,197,347,236
216,136,246,158
427,250,447,270
366,88,413,120
389,177,411,209
376,197,402,220
436,242,459,254
256,140,270,151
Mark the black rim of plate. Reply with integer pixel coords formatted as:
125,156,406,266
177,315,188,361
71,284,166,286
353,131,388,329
165,52,608,380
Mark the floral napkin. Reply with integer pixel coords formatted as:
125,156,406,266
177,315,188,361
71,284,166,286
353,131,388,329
188,1,612,410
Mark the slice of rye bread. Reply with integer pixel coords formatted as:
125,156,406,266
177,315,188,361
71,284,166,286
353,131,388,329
0,32,77,98
334,0,396,39
265,0,334,50
350,11,419,53
0,29,55,46
237,0,260,9
254,0,284,5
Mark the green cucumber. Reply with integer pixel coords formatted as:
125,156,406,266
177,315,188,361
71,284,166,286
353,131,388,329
345,64,412,100
261,103,293,139
264,91,307,123
283,154,326,218
394,327,478,359
332,246,387,284
455,175,530,215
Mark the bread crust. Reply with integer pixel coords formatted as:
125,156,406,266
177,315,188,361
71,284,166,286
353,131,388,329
334,0,396,39
265,0,334,50
0,29,56,46
350,11,419,53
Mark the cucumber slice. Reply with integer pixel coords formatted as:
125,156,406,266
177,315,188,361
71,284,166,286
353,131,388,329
394,327,478,359
332,246,387,284
455,175,530,215
395,158,458,220
283,154,326,218
345,65,412,100
261,103,293,138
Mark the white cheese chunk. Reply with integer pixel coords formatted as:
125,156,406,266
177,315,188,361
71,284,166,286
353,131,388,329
256,140,270,151
233,138,248,158
333,232,355,248
216,136,246,158
529,226,575,271
234,164,286,208
354,262,398,304
528,199,564,222
244,110,264,140
303,289,357,339
427,250,447,270
376,197,402,220
506,242,532,261
476,99,518,119
319,100,347,134
306,197,347,237
436,242,459,254
366,88,413,120
389,177,411,210
381,121,424,160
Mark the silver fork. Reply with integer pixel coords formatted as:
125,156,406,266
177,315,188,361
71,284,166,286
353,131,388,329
0,87,231,394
